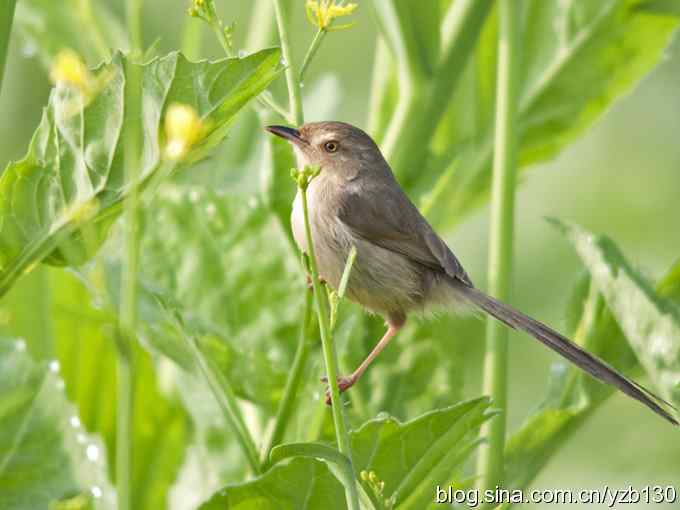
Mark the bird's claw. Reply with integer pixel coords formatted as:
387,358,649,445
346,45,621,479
320,375,356,405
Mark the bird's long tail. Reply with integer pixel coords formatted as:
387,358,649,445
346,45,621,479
458,284,678,425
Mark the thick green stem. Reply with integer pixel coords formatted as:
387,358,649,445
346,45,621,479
376,0,493,183
126,0,144,55
476,0,520,493
299,29,326,83
0,0,17,97
299,180,360,510
116,3,144,509
181,18,204,60
272,0,304,125
261,288,315,468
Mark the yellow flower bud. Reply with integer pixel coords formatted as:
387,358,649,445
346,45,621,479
164,103,204,160
50,49,91,92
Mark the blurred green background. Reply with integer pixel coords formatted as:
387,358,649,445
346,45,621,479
1,1,679,508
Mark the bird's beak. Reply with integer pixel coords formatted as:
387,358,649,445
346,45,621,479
265,125,306,145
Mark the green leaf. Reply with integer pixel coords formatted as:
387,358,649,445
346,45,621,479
0,48,282,299
554,220,680,405
658,258,680,304
48,268,190,510
350,397,492,510
139,185,302,409
504,225,680,492
634,0,680,16
270,442,357,499
424,0,679,228
0,339,114,510
15,0,127,65
197,457,346,510
199,399,491,510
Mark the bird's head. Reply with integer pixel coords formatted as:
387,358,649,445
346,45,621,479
265,121,388,181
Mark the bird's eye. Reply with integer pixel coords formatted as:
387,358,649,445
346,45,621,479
324,141,339,153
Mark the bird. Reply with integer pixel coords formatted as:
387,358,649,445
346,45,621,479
265,121,678,425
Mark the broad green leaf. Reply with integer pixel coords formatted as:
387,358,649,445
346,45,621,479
0,339,114,510
423,0,679,228
0,48,282,298
199,399,491,510
555,220,680,405
14,0,127,66
198,457,346,510
48,268,190,510
270,443,357,499
350,397,492,510
505,225,679,492
139,185,302,409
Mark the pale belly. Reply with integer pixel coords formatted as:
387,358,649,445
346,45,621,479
290,189,428,317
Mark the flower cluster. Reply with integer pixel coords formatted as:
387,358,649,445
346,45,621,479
290,164,321,190
305,0,358,31
360,470,395,510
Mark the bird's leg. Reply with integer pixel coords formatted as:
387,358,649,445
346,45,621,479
322,315,405,405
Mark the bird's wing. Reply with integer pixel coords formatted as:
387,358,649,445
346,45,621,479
338,181,473,286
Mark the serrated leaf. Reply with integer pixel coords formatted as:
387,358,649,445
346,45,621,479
0,48,282,298
555,220,680,405
198,399,491,510
504,225,680,492
350,397,492,510
0,339,114,510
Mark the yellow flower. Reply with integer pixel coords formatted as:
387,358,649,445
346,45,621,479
306,0,357,31
50,49,91,92
164,103,204,160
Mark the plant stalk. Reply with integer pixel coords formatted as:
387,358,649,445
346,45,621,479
184,333,262,474
476,0,521,493
116,3,144,509
272,0,304,125
377,0,493,183
299,28,326,83
261,288,314,468
299,179,360,510
0,0,17,97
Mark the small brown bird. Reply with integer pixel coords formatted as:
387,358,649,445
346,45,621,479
266,121,677,425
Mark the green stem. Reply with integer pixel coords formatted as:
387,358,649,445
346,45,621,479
272,0,304,125
299,28,326,83
80,0,111,62
261,288,315,468
126,0,144,55
183,332,262,474
0,0,17,97
476,0,520,493
299,182,360,510
376,0,493,182
116,3,144,509
245,0,275,52
181,17,204,60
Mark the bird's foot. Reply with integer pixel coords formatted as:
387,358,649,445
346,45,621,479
306,275,326,289
320,374,356,405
